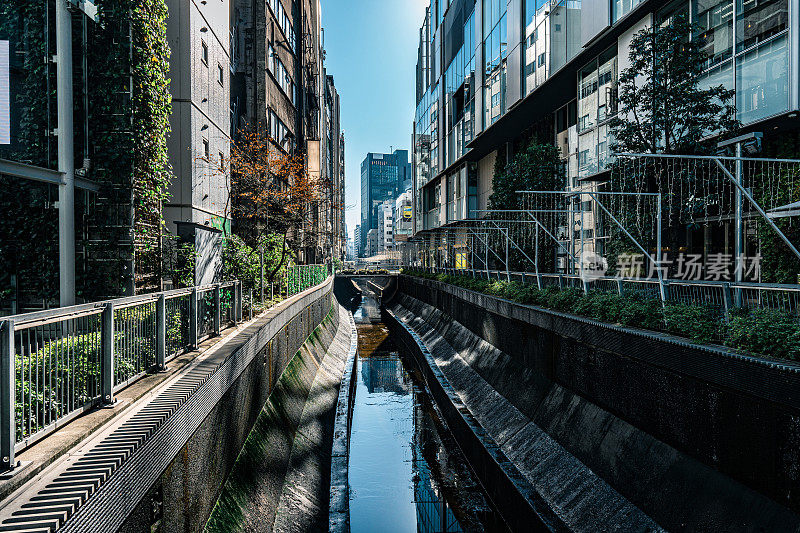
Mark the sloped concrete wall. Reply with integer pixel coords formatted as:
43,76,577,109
118,280,340,533
392,275,800,532
204,302,353,533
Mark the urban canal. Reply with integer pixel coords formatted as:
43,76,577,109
345,289,507,532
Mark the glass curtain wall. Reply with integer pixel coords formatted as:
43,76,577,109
576,47,617,179
0,0,57,169
444,8,476,167
524,0,582,96
0,1,105,312
483,0,507,126
695,0,789,124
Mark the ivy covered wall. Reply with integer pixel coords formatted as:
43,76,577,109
0,0,173,310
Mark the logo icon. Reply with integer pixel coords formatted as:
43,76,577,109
579,251,608,282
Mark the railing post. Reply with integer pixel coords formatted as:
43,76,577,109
722,282,733,319
235,281,243,323
659,279,669,303
248,288,253,321
536,273,543,290
558,274,564,289
1,319,15,472
189,287,198,349
213,284,221,336
616,278,624,296
156,294,166,372
101,303,115,405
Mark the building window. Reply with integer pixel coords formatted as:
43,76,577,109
612,0,643,23
217,64,224,86
203,139,210,158
268,43,275,73
201,41,208,65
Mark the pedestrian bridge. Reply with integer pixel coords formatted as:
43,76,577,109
0,271,798,532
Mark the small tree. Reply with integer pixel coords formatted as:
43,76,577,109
489,138,563,211
488,138,564,271
610,14,738,155
203,123,335,284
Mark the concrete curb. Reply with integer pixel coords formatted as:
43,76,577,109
384,307,566,533
328,311,358,533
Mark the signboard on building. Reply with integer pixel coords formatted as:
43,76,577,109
456,252,468,270
0,41,9,145
403,205,412,220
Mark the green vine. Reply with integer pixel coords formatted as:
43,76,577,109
130,0,173,290
86,0,173,297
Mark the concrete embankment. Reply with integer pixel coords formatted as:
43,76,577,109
328,312,358,533
110,280,340,532
204,301,354,532
387,275,800,532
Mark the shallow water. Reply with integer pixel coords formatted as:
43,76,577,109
347,291,507,532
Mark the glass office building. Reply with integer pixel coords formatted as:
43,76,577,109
0,0,137,313
360,150,411,255
412,0,800,235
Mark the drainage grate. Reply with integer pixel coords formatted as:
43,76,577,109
0,283,332,533
0,357,222,533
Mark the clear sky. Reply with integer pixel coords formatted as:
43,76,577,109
321,0,429,240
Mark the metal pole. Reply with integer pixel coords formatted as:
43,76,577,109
484,236,489,280
259,247,265,304
1,320,15,472
505,230,510,282
189,287,198,348
657,194,666,302
213,284,221,335
236,281,242,323
101,304,115,405
156,294,166,371
56,0,75,306
579,193,585,280
734,142,743,307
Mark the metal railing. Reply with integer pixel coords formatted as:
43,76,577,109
0,281,243,472
409,266,800,318
251,264,331,311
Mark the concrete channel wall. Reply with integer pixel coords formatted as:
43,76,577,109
115,279,344,532
389,275,800,532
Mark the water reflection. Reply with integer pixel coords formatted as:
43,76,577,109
347,291,506,533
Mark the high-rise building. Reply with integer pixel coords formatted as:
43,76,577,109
394,191,413,244
165,0,232,285
378,200,395,253
360,149,411,253
354,224,362,258
413,0,800,244
232,0,342,265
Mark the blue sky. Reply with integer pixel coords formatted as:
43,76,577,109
321,0,429,239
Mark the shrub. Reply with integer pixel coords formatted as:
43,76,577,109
402,270,800,362
726,308,800,361
662,303,722,343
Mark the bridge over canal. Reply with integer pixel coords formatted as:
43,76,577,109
0,270,798,532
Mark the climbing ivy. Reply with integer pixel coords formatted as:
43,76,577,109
130,0,173,291
87,0,173,297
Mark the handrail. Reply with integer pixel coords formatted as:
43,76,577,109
0,264,333,474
